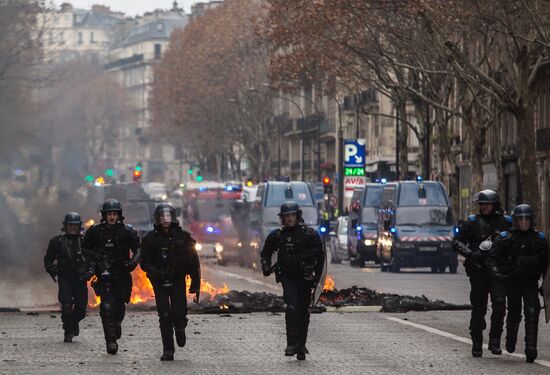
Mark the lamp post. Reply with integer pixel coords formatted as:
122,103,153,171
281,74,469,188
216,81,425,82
248,87,306,180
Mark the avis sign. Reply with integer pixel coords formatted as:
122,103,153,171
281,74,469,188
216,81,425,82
344,139,366,168
344,176,366,191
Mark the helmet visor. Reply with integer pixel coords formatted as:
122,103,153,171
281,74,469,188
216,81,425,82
156,208,177,224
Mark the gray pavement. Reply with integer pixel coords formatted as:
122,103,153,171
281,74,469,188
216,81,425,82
1,310,549,374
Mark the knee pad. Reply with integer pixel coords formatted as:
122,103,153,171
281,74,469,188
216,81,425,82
525,306,540,322
61,303,73,314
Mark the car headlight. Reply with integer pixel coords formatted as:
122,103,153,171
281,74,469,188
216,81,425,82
195,243,203,251
364,239,376,246
397,242,414,249
215,243,224,253
250,241,259,249
237,241,243,248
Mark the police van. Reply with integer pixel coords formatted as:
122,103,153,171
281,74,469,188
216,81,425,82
376,180,457,273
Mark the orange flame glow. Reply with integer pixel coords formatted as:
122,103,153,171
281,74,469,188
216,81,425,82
323,275,335,291
88,268,229,308
84,219,95,230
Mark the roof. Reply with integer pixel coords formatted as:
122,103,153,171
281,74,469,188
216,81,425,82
72,8,125,28
113,15,188,49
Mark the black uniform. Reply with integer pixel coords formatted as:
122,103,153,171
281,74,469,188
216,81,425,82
260,224,324,358
488,229,549,361
44,234,91,339
453,212,511,353
141,224,200,358
83,222,140,350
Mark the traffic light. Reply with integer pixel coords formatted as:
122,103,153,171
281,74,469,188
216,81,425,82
188,168,193,175
84,175,94,183
105,169,114,177
133,163,142,183
246,179,253,187
323,176,333,194
196,170,203,182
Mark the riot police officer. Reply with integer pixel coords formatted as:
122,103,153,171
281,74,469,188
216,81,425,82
140,203,201,361
260,201,324,361
488,204,549,363
44,212,94,342
83,199,140,355
453,189,511,357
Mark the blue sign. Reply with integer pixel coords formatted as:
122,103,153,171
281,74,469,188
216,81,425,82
344,139,366,167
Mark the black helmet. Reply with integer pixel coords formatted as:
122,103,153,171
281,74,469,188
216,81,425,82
474,189,499,204
512,204,534,217
154,202,178,225
278,201,302,217
101,199,123,221
63,212,82,225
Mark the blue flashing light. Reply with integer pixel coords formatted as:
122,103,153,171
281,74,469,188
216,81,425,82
199,187,208,192
454,226,460,234
356,225,362,232
416,175,423,182
320,226,327,234
226,186,233,191
390,227,397,234
206,226,214,233
381,178,387,184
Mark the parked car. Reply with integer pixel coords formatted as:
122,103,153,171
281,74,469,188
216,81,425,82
329,216,349,264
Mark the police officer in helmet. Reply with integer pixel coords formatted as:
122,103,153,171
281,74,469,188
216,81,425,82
260,201,324,360
140,202,201,361
488,204,549,363
83,199,140,355
44,212,94,342
453,189,511,357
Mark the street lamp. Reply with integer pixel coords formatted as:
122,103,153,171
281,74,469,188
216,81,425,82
262,83,324,181
249,87,306,181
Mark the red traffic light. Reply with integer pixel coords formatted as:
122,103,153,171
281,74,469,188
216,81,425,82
323,177,331,185
133,170,142,177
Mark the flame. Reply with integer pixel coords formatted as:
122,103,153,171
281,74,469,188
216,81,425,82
88,268,230,308
323,275,335,291
84,219,95,229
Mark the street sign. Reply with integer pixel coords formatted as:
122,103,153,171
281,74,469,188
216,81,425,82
344,167,366,176
344,176,366,190
344,139,366,168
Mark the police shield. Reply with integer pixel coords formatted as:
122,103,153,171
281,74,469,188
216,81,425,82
543,261,550,323
311,239,328,307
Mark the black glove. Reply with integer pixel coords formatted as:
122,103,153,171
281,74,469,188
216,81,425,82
539,286,544,296
125,259,138,272
46,265,57,281
80,268,95,282
261,261,272,277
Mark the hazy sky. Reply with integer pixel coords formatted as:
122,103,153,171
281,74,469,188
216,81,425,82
53,0,204,16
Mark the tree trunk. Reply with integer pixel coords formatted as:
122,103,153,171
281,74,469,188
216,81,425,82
471,125,485,194
515,103,541,212
397,100,409,179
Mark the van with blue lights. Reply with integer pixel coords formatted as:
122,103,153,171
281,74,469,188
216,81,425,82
252,181,319,248
376,180,457,273
347,183,391,267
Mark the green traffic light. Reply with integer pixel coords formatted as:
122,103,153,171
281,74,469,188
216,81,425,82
105,169,114,177
84,175,94,182
135,165,142,171
196,175,203,182
188,168,193,175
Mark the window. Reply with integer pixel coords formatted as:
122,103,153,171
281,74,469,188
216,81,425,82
154,44,162,59
156,23,164,31
90,32,95,43
78,32,83,44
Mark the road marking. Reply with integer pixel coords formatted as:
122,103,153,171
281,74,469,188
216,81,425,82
385,316,550,368
212,269,280,291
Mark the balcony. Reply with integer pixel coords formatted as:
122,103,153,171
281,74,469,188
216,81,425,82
536,128,550,152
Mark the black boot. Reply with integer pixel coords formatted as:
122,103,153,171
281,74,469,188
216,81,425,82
73,321,80,337
64,331,74,343
115,321,122,340
488,337,502,355
284,308,299,356
297,311,310,356
106,341,118,355
101,313,118,355
505,318,520,354
471,337,483,357
524,307,539,363
160,316,175,360
173,317,188,348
